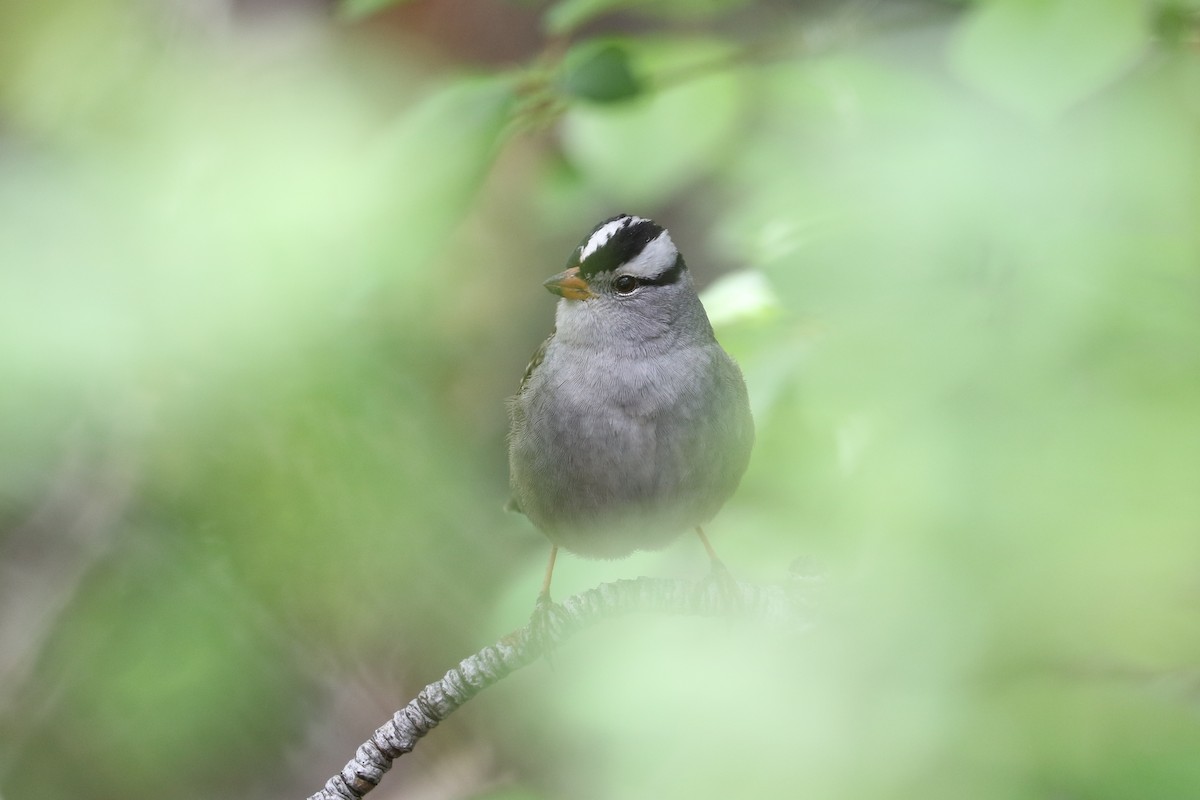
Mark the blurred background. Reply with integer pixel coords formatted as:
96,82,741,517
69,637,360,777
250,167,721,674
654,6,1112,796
2,0,1199,798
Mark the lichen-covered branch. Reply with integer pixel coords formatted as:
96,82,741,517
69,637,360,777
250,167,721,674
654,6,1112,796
308,573,815,800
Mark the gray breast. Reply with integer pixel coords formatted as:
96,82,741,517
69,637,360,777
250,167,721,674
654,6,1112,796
508,339,753,558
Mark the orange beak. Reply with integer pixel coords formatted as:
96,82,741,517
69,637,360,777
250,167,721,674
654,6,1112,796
543,266,594,301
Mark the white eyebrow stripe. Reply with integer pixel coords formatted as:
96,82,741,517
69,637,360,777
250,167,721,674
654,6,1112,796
621,229,677,279
580,215,646,260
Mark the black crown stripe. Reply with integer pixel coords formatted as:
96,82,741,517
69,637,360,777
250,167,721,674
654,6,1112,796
577,218,664,277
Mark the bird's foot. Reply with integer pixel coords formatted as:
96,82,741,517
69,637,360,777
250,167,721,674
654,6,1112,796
694,558,744,614
527,591,568,665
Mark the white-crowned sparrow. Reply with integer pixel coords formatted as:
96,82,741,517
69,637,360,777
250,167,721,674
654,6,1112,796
507,214,755,599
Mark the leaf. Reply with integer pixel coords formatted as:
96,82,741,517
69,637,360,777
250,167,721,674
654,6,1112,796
545,0,637,35
560,38,744,205
1153,3,1200,44
948,0,1149,117
356,77,515,275
560,41,643,104
545,0,752,35
338,0,419,21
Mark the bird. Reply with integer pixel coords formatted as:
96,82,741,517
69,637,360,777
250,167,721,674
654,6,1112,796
506,213,755,610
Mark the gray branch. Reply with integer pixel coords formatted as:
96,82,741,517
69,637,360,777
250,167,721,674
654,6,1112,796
308,573,816,800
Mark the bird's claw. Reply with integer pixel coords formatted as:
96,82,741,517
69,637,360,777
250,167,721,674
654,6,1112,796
528,591,566,665
695,559,744,614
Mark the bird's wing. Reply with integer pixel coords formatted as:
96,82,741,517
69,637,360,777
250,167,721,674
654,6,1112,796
517,331,554,395
505,331,555,517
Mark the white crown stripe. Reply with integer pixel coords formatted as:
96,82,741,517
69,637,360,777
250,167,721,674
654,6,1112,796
579,215,647,261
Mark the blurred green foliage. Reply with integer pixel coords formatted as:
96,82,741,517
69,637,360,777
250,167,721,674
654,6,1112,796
2,0,1198,799
560,41,643,104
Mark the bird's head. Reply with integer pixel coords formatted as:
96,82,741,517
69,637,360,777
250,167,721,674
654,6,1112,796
543,215,710,349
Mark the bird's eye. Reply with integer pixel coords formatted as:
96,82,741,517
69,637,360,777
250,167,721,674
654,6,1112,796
613,275,639,295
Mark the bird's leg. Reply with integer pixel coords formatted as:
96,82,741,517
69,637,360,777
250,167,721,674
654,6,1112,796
539,543,558,601
694,526,742,611
695,525,724,568
528,545,563,662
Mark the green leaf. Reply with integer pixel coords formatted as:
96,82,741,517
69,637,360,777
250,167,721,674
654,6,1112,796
560,38,744,205
948,0,1149,117
545,0,637,35
357,77,515,275
1153,3,1200,45
545,0,752,35
338,0,419,21
560,41,643,104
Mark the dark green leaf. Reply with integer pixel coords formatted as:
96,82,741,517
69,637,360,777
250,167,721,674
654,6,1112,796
561,38,744,204
560,42,643,104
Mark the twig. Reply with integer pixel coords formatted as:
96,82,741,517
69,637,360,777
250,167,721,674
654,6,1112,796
307,572,815,800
